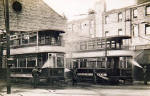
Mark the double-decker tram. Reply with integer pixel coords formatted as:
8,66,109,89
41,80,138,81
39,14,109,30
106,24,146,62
6,30,66,83
71,36,133,84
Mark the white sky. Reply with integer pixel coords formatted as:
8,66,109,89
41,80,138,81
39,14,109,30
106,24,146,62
43,0,136,20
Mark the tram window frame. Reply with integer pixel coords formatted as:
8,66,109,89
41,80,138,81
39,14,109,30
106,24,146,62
111,41,116,49
57,56,64,68
101,61,106,68
10,39,20,47
18,58,26,68
39,35,45,44
21,33,29,45
87,61,96,68
27,57,36,68
80,59,87,68
29,32,37,44
45,35,50,45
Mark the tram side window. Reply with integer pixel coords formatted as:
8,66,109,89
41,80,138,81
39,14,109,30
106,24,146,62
73,61,78,68
111,41,116,49
97,58,106,68
12,58,17,68
101,62,106,68
88,61,96,68
10,39,20,47
119,57,129,69
22,33,29,45
51,37,56,45
39,35,45,44
57,57,64,68
97,61,101,68
127,57,132,68
80,59,87,68
18,58,26,68
45,35,50,45
27,57,36,67
29,35,37,44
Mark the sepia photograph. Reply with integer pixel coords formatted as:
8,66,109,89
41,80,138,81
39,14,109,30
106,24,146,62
0,0,150,96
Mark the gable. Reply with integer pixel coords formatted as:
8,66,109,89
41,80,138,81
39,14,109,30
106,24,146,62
0,0,66,31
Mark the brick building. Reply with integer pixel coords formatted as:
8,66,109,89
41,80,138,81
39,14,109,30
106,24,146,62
0,0,66,78
103,1,150,81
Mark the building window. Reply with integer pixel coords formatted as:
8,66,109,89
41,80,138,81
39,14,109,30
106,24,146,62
145,24,150,35
105,31,109,36
146,5,150,15
118,12,123,22
133,25,139,37
118,29,123,35
105,16,109,24
133,8,138,18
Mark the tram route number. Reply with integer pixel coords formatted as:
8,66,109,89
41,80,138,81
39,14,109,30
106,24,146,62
97,73,107,77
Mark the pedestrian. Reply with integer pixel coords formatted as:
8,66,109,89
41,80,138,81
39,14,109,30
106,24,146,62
72,67,78,86
143,65,148,85
32,66,40,88
93,69,97,84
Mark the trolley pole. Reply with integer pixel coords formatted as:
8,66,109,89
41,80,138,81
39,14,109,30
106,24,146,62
4,0,11,94
105,31,108,69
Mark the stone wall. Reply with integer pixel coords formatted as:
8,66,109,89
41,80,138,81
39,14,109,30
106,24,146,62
0,0,66,31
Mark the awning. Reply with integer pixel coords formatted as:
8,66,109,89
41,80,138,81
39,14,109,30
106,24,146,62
105,35,131,41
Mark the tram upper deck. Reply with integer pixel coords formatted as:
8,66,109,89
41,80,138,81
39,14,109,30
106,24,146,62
77,35,131,51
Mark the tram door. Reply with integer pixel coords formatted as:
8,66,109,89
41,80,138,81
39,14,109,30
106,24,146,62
111,57,119,76
48,53,55,68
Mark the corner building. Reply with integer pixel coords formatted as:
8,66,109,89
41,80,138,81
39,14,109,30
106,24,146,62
0,0,66,78
103,2,150,81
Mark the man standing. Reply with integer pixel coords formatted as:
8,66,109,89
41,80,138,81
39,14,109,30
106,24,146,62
72,68,77,86
32,66,40,88
143,65,148,85
93,69,97,84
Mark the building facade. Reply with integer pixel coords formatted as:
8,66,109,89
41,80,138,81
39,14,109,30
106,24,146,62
65,0,106,69
0,0,66,78
103,1,150,81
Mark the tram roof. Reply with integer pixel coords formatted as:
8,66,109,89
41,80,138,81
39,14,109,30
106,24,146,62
105,35,131,41
10,29,65,33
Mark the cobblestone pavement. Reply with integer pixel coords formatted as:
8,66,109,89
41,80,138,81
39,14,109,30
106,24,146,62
1,82,150,96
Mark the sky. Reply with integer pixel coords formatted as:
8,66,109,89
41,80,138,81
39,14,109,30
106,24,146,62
43,0,136,20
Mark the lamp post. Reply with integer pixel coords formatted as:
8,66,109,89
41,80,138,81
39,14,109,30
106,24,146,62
4,0,11,94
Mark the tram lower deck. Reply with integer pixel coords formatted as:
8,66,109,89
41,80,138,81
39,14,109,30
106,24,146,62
72,56,133,84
